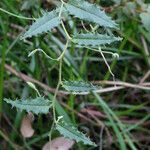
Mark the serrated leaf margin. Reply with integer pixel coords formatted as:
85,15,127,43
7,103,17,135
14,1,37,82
21,9,60,39
56,121,96,146
65,0,118,28
4,97,52,115
72,33,122,46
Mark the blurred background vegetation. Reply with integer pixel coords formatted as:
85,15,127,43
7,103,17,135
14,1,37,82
0,0,150,149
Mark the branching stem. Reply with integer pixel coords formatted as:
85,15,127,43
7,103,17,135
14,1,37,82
99,47,116,83
28,48,67,61
52,40,69,123
61,20,72,40
48,40,69,150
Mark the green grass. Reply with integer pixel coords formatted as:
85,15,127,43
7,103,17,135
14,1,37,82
0,17,7,118
0,0,150,149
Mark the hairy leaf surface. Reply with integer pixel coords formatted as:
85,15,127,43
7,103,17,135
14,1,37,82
4,97,51,114
65,0,117,28
56,121,96,146
72,33,122,46
62,81,100,93
21,10,60,39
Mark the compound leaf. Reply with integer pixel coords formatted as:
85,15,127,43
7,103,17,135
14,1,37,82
56,121,96,146
21,10,60,39
65,0,117,28
62,81,100,94
4,97,52,114
72,33,122,46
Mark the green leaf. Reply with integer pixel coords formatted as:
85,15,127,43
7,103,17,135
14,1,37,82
72,33,122,46
21,10,60,39
140,6,150,33
4,97,52,114
65,0,118,28
139,1,150,32
62,81,100,93
56,121,96,146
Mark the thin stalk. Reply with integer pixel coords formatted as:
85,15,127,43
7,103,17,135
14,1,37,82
85,46,119,58
28,47,68,61
59,0,64,18
61,20,72,40
52,58,63,123
59,0,72,40
99,47,116,83
48,40,69,150
104,29,131,80
0,8,34,20
52,40,69,121
49,121,55,150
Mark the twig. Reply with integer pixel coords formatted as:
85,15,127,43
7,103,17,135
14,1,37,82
140,70,150,84
93,80,150,90
5,64,150,97
141,82,150,86
4,64,64,96
4,64,124,95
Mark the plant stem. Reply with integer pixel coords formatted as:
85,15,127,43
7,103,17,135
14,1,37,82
48,121,55,150
48,40,69,150
59,0,64,18
99,47,115,83
48,41,69,150
52,59,62,122
0,8,34,20
52,40,69,122
59,0,72,41
61,20,72,40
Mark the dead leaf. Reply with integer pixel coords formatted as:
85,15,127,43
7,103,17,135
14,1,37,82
20,114,35,138
42,137,75,150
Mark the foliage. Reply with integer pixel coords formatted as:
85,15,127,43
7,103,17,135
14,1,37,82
4,0,121,146
72,33,122,46
65,0,117,28
56,120,96,146
2,0,147,149
4,97,52,114
140,5,150,33
62,81,100,93
21,10,60,39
